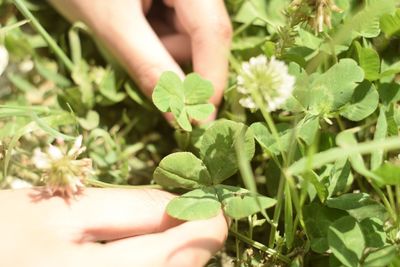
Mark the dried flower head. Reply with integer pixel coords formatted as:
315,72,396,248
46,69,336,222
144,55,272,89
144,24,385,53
290,0,343,33
237,55,295,112
33,135,92,198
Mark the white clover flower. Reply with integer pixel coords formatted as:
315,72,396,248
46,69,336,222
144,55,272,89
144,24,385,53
237,55,295,112
33,135,92,198
0,45,9,76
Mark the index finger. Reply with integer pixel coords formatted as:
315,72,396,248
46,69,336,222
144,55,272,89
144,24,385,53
89,210,228,267
166,0,233,107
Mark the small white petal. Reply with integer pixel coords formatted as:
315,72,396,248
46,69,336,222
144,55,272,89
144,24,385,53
239,97,257,109
18,59,34,73
68,135,85,157
33,149,51,169
0,46,9,76
48,145,64,160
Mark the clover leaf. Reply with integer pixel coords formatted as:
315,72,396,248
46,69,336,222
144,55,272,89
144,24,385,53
154,120,255,188
291,59,364,116
200,120,255,184
152,71,215,131
166,185,276,221
153,120,267,221
153,152,212,189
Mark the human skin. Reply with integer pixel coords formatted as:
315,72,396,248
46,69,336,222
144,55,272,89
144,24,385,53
0,188,228,267
48,0,233,111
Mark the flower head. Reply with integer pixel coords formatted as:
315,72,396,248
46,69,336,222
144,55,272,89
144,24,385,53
33,135,92,198
237,55,295,112
290,0,343,33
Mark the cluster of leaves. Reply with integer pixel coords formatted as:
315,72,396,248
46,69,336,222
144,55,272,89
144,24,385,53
1,0,400,266
153,119,276,220
152,0,400,266
0,0,171,186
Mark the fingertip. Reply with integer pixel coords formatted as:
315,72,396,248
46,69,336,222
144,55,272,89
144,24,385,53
162,211,228,267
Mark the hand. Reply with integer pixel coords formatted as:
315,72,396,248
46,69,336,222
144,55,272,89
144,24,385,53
0,188,228,267
48,0,232,110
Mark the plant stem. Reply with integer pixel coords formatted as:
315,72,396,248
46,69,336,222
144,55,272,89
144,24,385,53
386,185,396,214
268,172,285,248
13,0,74,72
229,229,291,264
371,182,397,223
335,115,346,131
87,178,163,190
234,220,241,264
396,185,400,225
248,216,253,240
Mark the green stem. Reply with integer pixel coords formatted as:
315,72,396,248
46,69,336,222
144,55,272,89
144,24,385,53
396,185,400,225
386,186,396,215
335,115,346,131
229,229,291,264
13,0,74,72
371,182,397,223
234,220,241,265
268,172,285,248
87,178,163,190
248,216,253,240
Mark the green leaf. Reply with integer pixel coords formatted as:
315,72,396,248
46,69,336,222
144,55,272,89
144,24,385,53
328,216,365,267
370,107,388,170
170,96,192,132
363,246,398,267
297,115,320,145
78,110,99,130
328,160,353,197
152,71,184,112
295,28,323,50
7,73,36,92
152,72,215,131
292,59,364,115
153,152,212,189
34,59,72,88
378,83,400,105
340,81,379,121
234,0,270,26
303,203,347,253
336,131,383,184
326,193,388,221
200,120,255,184
124,82,153,110
250,122,291,155
373,162,400,185
287,136,400,176
232,36,267,51
360,218,386,248
350,0,395,38
71,61,94,108
98,69,126,103
380,9,400,38
183,73,213,104
215,185,276,220
302,171,329,203
354,42,380,81
166,187,221,220
186,104,215,121
312,59,364,111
